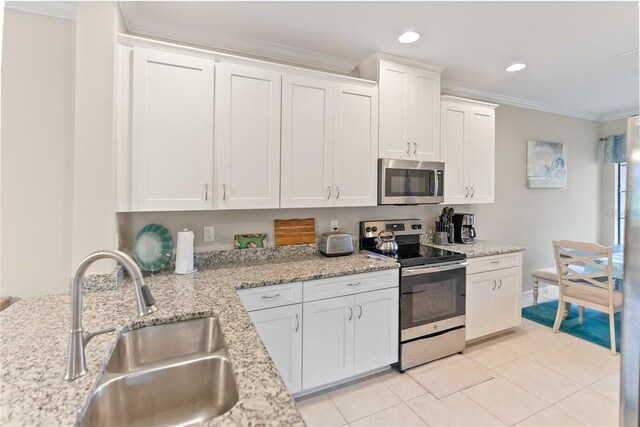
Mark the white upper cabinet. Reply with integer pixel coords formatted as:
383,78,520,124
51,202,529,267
281,76,378,208
215,63,281,209
281,75,334,208
359,55,441,161
441,96,497,205
130,48,214,211
333,84,378,207
118,37,379,212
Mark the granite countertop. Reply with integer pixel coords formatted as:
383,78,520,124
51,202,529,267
427,239,525,258
0,252,398,426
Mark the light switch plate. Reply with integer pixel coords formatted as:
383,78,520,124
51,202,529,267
330,220,339,231
204,226,215,242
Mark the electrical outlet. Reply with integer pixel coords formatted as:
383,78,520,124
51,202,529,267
330,220,339,231
204,226,215,242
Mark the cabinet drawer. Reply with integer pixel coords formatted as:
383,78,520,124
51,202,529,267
303,269,399,302
467,252,522,275
238,282,302,311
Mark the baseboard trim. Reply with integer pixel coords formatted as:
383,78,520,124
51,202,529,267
293,365,390,399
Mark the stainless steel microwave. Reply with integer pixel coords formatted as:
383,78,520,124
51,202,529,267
378,159,445,205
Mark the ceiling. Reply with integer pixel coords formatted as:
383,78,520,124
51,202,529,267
17,1,639,122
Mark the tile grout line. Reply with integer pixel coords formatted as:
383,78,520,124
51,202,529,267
324,391,351,426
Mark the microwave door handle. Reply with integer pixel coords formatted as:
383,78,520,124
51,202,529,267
402,261,469,276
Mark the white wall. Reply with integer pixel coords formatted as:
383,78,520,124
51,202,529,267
70,2,123,274
1,10,75,298
470,105,601,291
119,105,603,292
599,118,628,245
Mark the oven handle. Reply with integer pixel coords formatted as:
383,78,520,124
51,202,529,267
402,261,469,276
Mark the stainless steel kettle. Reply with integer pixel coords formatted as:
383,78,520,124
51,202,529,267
375,229,398,253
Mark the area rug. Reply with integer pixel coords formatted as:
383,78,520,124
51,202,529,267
522,300,621,352
406,354,494,399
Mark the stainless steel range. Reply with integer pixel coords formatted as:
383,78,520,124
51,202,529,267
360,219,468,371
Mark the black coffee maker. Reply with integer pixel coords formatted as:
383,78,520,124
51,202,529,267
452,213,476,244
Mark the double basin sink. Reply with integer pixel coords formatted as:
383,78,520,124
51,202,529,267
80,317,239,426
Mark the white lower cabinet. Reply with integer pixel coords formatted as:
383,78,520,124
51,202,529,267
302,295,355,389
465,254,522,341
353,288,399,375
248,304,303,394
238,269,399,395
302,287,399,389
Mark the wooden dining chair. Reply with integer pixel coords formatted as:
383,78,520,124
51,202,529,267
552,240,623,355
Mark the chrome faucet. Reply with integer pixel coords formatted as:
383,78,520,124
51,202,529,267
64,250,157,381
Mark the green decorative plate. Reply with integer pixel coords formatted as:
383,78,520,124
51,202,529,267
133,223,173,272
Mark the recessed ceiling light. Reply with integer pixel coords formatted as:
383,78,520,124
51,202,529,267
505,63,526,72
398,31,420,44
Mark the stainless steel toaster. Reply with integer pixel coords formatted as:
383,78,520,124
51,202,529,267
319,232,354,257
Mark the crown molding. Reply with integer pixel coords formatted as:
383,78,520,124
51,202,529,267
5,1,75,21
442,84,603,122
119,3,358,75
600,108,640,123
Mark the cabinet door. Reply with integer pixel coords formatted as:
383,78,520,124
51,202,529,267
354,288,399,374
413,68,441,161
465,271,495,341
333,84,378,207
131,48,214,211
280,75,333,208
249,305,302,394
441,101,470,204
378,60,412,159
493,267,522,332
215,63,281,209
303,295,354,389
467,106,495,203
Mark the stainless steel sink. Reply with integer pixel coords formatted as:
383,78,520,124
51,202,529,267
105,316,225,373
80,317,238,426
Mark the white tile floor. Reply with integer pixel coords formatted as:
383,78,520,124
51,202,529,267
295,319,620,427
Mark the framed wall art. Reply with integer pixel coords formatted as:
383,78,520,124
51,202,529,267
526,140,567,188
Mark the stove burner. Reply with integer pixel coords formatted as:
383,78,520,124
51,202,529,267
366,244,466,267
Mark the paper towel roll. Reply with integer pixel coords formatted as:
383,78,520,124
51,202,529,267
175,228,195,275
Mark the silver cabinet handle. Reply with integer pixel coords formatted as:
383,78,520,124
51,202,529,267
205,183,209,201
498,279,503,289
348,305,353,321
327,186,332,200
295,313,300,332
470,187,475,197
413,141,417,156
465,187,469,198
347,282,361,287
223,184,227,201
357,303,363,319
491,260,500,265
492,280,496,290
406,141,411,155
336,185,340,199
261,293,280,300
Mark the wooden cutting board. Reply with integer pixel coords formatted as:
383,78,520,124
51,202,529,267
274,218,316,246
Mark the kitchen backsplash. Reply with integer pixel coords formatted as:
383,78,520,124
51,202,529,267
117,205,460,254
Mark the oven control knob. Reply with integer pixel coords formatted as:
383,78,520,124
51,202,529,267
412,224,422,230
371,227,378,232
365,227,372,232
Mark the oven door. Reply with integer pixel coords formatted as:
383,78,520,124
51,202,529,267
378,159,444,205
400,261,467,342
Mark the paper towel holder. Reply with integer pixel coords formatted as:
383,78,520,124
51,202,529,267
175,228,197,275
